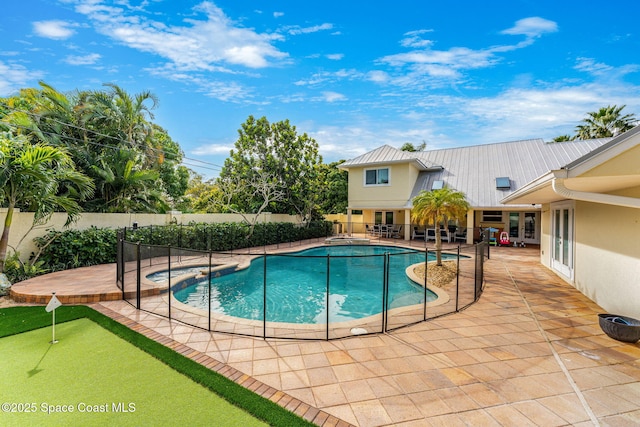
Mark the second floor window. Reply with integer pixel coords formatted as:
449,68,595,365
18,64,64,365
365,168,389,185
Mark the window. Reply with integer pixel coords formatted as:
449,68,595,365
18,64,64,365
496,177,511,190
482,210,503,222
365,168,389,185
431,180,444,190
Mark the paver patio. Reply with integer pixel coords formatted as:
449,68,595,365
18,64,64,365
6,245,640,426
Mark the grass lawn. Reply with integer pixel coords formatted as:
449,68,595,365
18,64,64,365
0,306,313,426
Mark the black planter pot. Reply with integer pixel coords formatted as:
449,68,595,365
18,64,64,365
598,314,640,343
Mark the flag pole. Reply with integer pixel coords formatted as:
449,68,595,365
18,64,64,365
51,304,58,344
46,291,61,344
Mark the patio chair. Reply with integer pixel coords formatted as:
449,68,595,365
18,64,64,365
454,228,467,242
412,227,426,240
366,224,375,236
392,225,402,238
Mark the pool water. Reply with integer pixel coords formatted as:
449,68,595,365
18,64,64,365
173,245,450,324
146,266,207,283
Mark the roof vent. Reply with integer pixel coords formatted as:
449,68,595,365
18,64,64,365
431,180,444,190
496,177,511,190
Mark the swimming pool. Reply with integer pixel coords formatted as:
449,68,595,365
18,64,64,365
173,245,454,324
146,266,207,283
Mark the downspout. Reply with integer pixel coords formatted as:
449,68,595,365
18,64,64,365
552,178,640,209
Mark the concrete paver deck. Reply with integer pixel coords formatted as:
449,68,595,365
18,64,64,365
5,245,640,426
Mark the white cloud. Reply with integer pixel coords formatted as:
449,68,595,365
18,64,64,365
501,17,558,38
310,124,443,162
0,61,45,96
285,23,333,35
400,29,434,48
33,20,76,40
326,53,344,60
273,11,284,18
65,53,101,65
192,144,235,156
71,0,288,70
319,91,346,102
376,17,559,88
146,64,252,102
456,81,640,142
367,70,389,83
294,69,362,86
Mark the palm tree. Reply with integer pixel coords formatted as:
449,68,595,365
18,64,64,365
411,187,470,266
575,105,636,139
100,83,159,157
89,149,166,213
0,132,94,272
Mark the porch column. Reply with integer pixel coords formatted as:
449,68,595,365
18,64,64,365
466,209,474,244
404,209,411,240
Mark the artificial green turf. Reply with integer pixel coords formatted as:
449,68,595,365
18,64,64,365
0,306,314,427
0,318,267,426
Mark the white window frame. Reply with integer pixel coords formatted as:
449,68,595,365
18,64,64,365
364,167,390,186
550,201,575,280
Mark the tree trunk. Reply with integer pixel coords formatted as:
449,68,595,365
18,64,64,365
435,231,442,266
0,203,14,273
434,214,442,266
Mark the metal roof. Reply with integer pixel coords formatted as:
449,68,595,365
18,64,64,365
339,144,441,170
343,138,613,209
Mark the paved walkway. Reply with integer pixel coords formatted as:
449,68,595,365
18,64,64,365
5,246,640,426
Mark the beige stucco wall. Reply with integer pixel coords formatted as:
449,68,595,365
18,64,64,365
573,200,640,319
0,210,299,262
347,163,416,209
539,200,640,319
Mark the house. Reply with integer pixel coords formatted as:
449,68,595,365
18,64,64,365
338,129,640,319
502,126,640,319
338,137,612,245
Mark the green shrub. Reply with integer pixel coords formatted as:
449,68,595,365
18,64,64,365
33,227,118,272
24,220,332,279
3,252,48,283
124,220,333,251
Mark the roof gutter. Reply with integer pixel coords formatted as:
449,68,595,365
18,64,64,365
552,177,640,209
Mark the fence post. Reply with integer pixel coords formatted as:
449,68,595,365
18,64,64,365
383,252,390,332
423,249,428,321
263,255,267,339
326,254,330,341
455,245,460,312
208,251,212,331
167,245,172,320
136,242,141,309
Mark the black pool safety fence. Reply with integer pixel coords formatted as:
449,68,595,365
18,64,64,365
116,226,488,341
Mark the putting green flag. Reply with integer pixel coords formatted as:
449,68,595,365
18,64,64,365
45,293,62,312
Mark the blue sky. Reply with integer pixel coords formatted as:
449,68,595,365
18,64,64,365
2,1,639,178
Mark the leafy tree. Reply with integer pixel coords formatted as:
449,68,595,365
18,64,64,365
0,81,189,213
316,161,348,214
400,141,426,152
575,105,636,139
88,148,166,213
150,124,190,204
218,116,322,220
0,132,94,272
217,169,286,238
180,173,222,213
411,188,470,266
551,135,573,143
